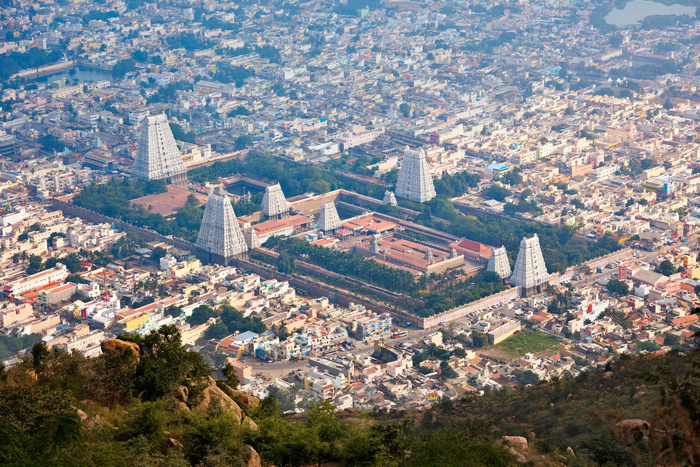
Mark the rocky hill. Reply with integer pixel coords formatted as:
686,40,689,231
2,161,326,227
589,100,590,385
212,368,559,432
0,325,697,466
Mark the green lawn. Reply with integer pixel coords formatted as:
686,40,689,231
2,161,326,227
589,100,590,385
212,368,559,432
496,328,561,357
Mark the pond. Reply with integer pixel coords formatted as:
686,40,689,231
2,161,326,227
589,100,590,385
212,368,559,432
226,182,264,197
605,0,696,26
34,66,113,84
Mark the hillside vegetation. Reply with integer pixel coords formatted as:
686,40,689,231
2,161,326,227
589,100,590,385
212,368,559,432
0,324,697,466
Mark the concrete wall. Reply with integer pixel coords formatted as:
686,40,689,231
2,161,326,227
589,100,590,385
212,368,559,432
422,287,520,329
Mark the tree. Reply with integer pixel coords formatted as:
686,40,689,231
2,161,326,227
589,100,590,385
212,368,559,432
399,103,410,118
609,32,624,48
111,58,137,79
132,325,212,401
31,342,50,373
657,259,677,276
276,324,290,341
151,246,167,262
204,322,229,340
440,361,456,379
26,254,45,275
277,251,295,274
187,305,218,326
221,363,239,390
663,333,680,347
516,370,540,386
483,184,511,202
471,332,488,348
235,135,251,150
606,279,630,296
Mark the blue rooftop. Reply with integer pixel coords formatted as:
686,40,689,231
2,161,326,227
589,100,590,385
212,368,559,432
487,163,508,171
234,331,258,343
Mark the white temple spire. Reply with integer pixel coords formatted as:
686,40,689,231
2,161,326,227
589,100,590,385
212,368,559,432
395,146,436,203
196,187,248,264
132,114,187,187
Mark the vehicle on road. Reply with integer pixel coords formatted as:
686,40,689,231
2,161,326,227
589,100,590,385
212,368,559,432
392,331,407,339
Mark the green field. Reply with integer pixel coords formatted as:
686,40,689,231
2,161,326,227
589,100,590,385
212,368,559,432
496,328,561,357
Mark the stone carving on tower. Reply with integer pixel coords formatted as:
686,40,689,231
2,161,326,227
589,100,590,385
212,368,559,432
395,146,436,203
132,114,188,187
318,202,341,232
261,183,289,220
487,246,511,280
196,187,248,265
383,190,398,206
510,235,549,296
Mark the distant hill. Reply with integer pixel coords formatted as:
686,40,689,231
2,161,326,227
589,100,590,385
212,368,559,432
0,325,697,466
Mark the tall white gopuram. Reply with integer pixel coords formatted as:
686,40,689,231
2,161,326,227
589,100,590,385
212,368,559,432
510,235,549,296
196,187,248,265
132,114,187,187
261,183,289,219
383,190,398,206
244,227,261,250
487,246,511,280
318,202,341,232
395,146,436,203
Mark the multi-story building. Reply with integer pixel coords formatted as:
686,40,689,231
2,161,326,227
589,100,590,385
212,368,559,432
3,264,69,297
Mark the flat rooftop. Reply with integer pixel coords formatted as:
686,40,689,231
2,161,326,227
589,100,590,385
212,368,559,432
342,214,397,234
253,215,313,237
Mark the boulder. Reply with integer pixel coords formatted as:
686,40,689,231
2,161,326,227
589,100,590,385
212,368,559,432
101,339,140,362
195,377,243,423
167,438,183,448
241,415,259,431
230,389,260,408
502,436,529,463
240,445,261,467
614,419,650,444
175,385,189,404
76,408,88,422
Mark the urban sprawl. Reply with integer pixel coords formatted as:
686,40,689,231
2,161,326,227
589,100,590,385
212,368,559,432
1,0,699,411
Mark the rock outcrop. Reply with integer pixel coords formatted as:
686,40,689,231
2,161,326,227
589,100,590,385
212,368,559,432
241,415,259,431
167,438,183,448
100,339,140,362
230,389,260,409
240,445,261,467
197,377,244,422
501,436,530,463
175,377,259,429
614,419,650,444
